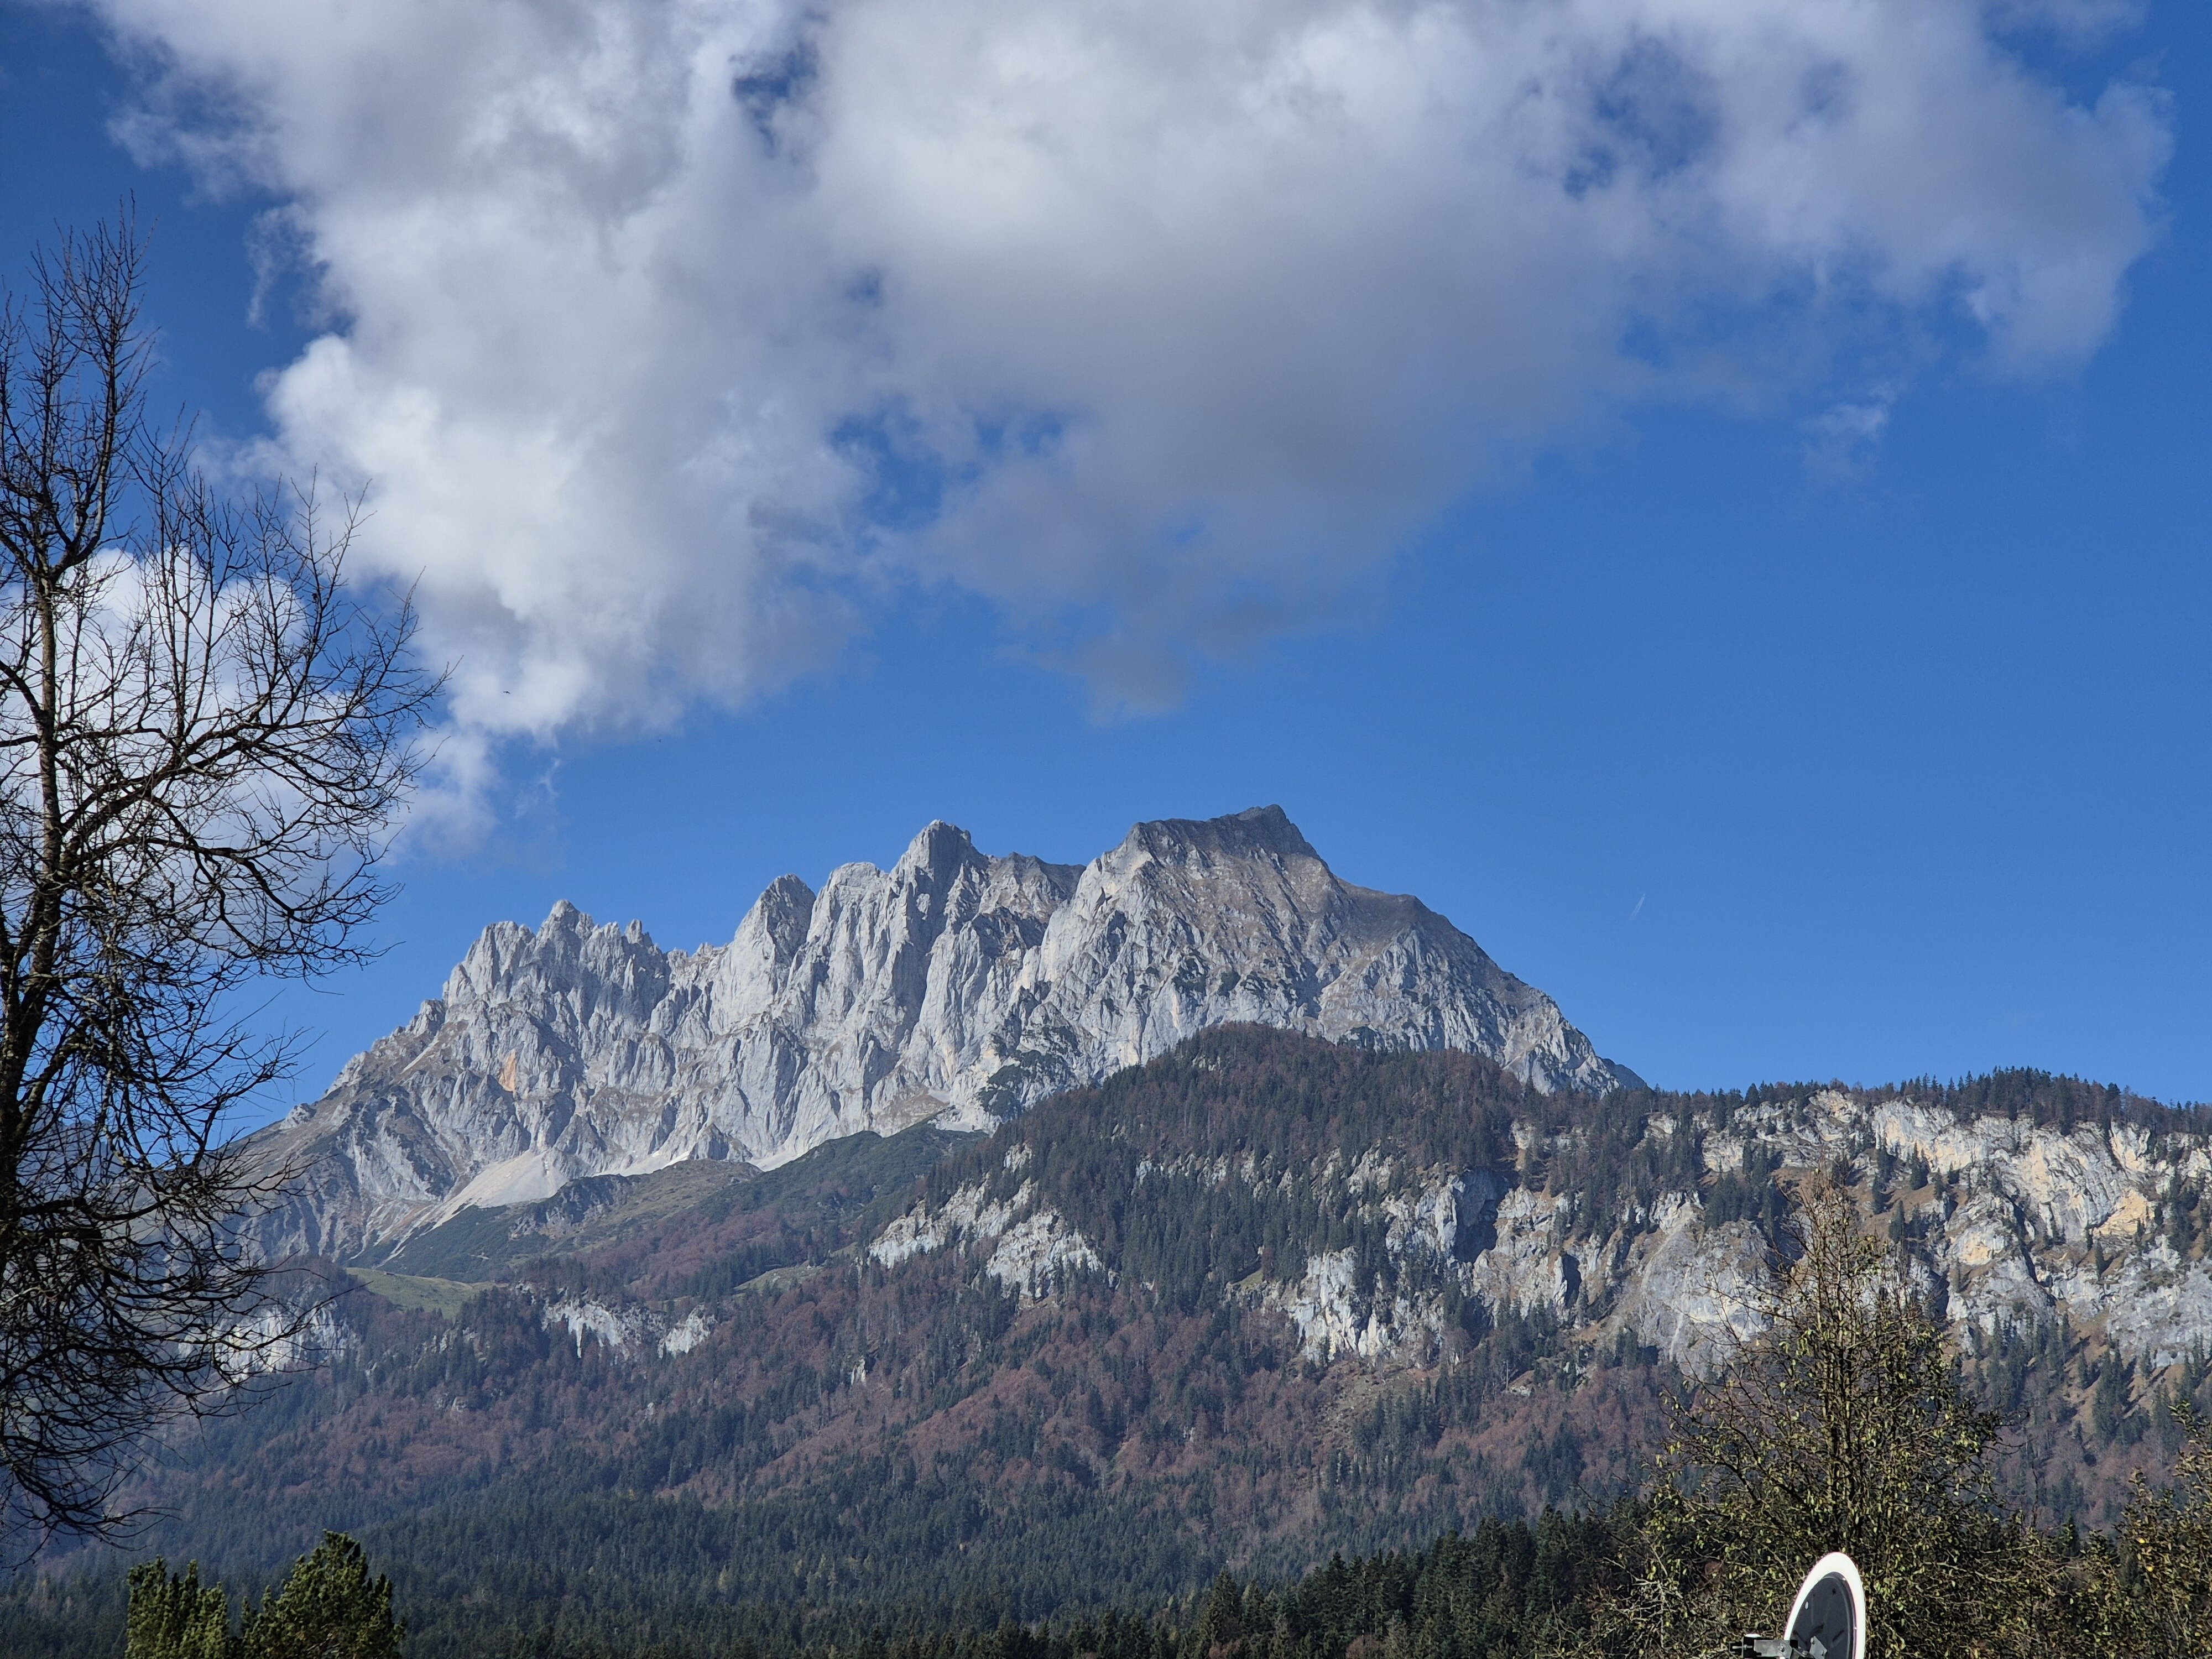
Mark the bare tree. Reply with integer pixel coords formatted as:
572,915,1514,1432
0,217,437,1553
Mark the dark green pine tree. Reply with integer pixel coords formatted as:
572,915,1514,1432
124,1561,231,1659
239,1535,403,1659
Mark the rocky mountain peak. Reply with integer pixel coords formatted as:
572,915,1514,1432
1118,803,1318,867
734,873,816,964
247,808,1636,1264
895,819,984,881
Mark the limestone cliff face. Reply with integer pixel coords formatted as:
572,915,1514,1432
247,807,1635,1262
924,1086,2209,1378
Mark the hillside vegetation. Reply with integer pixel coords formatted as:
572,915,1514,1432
9,1029,2212,1657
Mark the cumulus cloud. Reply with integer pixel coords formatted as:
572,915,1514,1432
82,0,2169,755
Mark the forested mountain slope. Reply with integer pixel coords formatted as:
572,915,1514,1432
16,1031,2212,1657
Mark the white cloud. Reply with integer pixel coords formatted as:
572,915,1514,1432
1805,387,1896,480
83,0,2169,757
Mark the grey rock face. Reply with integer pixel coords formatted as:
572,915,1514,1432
1453,1092,2212,1373
247,806,1636,1262
854,1087,2212,1379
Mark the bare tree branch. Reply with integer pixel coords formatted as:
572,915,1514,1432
0,213,439,1557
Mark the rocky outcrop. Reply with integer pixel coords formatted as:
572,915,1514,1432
858,1081,2212,1379
1488,1094,2212,1370
538,1292,713,1360
868,1176,1105,1301
247,807,1635,1264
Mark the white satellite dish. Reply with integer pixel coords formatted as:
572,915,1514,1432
1742,1552,1866,1659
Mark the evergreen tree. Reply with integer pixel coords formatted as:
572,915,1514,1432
124,1561,231,1659
239,1535,402,1659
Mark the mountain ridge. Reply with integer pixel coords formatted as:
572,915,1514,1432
244,806,1637,1265
46,1030,2212,1657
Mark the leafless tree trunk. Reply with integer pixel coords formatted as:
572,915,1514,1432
0,216,437,1554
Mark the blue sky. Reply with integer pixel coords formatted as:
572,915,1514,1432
2,0,2208,1114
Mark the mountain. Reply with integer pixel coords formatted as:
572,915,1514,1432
244,806,1637,1264
32,1030,2208,1659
